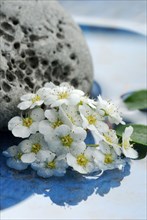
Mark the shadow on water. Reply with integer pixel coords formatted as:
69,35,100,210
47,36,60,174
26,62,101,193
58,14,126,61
0,131,130,210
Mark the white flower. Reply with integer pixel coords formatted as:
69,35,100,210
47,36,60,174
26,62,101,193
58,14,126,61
19,133,49,163
44,82,84,107
122,126,138,159
97,95,125,125
44,82,57,89
79,104,109,134
67,147,98,174
3,145,28,170
17,88,47,110
8,108,45,138
45,108,72,128
31,154,68,178
101,129,121,155
78,96,96,108
41,124,87,155
93,145,124,171
60,105,83,127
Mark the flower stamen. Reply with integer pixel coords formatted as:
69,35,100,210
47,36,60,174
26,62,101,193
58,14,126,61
52,119,63,128
23,117,33,127
58,91,69,100
31,143,41,153
32,95,41,103
61,135,73,147
104,154,113,164
86,115,97,125
46,161,56,169
77,154,89,167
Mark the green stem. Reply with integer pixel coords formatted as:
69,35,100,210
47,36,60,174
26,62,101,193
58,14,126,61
86,144,99,147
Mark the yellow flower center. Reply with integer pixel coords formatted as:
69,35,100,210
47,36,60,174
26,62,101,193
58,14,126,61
31,143,41,153
32,95,41,103
104,154,113,164
78,100,83,106
87,115,97,125
123,140,129,149
77,154,89,167
46,161,56,169
58,91,69,99
61,135,73,147
23,117,33,127
52,119,63,128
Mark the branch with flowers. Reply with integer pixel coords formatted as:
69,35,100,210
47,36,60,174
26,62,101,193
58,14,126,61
3,82,145,178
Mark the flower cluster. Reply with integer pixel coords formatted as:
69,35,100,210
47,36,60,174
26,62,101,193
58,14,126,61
3,82,138,178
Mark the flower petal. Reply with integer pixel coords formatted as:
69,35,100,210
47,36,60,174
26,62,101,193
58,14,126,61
21,153,36,163
8,117,22,130
17,101,32,110
20,93,35,101
29,122,39,134
37,150,55,162
12,125,30,138
7,158,28,170
123,126,133,139
71,127,87,141
19,140,32,153
55,125,70,137
39,120,54,136
123,147,138,159
30,100,44,109
71,142,86,156
45,109,58,122
3,145,18,157
30,108,45,121
29,133,45,144
66,153,87,174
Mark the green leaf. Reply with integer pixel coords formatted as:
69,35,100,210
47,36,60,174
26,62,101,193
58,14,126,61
133,143,147,160
123,90,147,110
116,124,147,146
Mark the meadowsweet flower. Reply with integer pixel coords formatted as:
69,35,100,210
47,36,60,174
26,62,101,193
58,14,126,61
67,147,98,174
8,108,45,138
19,133,49,163
101,130,121,155
3,145,28,170
79,104,109,134
41,124,87,155
122,126,138,159
78,96,96,108
93,146,123,171
3,82,138,178
31,154,68,178
44,82,84,107
97,95,125,125
17,89,45,110
60,105,83,127
45,108,71,128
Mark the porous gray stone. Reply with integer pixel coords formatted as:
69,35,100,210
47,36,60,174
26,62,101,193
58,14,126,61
0,0,93,129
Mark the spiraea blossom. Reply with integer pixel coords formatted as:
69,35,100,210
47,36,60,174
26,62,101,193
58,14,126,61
121,126,138,159
8,108,45,138
3,82,138,178
97,95,125,125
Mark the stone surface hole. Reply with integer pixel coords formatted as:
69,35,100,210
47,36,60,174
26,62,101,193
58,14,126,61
13,42,20,49
11,17,19,25
2,81,11,92
3,95,11,103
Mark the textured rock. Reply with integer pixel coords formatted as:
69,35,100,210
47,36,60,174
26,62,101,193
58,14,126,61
0,0,93,129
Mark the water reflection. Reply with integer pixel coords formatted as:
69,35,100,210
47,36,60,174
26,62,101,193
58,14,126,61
0,131,130,209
